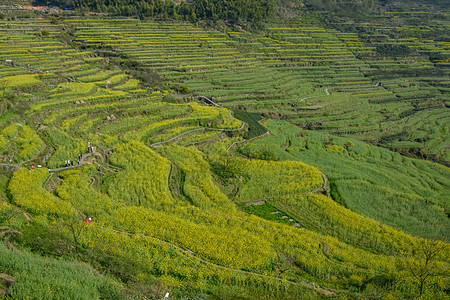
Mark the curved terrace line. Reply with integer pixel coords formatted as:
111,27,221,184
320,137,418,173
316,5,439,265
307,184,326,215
95,225,335,297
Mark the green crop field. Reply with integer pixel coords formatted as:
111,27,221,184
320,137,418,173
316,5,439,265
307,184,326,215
0,2,448,299
239,119,449,241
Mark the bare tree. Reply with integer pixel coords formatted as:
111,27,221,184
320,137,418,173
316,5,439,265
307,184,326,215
58,218,86,255
400,239,449,295
0,206,16,224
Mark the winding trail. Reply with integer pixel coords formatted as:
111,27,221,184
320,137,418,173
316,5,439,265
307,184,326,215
149,122,245,147
198,95,220,107
311,171,329,196
220,80,405,107
300,88,330,103
95,225,335,297
2,88,337,296
89,177,96,189
149,128,207,147
48,153,93,172
0,145,48,170
3,62,47,75
43,172,53,191
0,163,17,168
226,130,270,151
149,97,245,147
220,88,331,107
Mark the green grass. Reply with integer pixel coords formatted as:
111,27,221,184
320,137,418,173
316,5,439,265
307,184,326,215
241,119,450,241
233,110,267,139
0,241,126,299
0,14,448,300
238,202,300,227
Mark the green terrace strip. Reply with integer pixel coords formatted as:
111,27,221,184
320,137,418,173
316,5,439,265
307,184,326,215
240,119,449,242
0,241,126,299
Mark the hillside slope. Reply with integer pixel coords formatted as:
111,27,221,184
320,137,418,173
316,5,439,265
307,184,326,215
0,10,448,300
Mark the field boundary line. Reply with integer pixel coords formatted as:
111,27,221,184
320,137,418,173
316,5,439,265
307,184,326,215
220,88,331,107
311,171,329,196
226,131,270,151
95,225,335,296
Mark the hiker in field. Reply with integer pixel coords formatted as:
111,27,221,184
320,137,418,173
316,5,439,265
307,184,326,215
65,160,67,166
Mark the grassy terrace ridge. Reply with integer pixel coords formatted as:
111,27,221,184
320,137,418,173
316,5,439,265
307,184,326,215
0,10,448,300
240,119,450,242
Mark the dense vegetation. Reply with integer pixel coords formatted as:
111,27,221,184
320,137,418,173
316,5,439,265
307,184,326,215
0,1,448,299
240,119,449,241
36,0,276,24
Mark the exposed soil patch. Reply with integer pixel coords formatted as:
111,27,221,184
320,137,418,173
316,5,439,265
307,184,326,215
0,273,15,296
245,200,266,206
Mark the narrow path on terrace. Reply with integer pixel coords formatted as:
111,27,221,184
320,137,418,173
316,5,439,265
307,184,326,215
149,122,245,147
198,95,220,107
95,225,335,297
0,163,17,167
220,79,407,107
150,97,245,147
311,171,329,196
3,62,48,75
226,130,270,151
43,172,53,191
0,145,48,169
48,153,93,172
220,88,331,107
149,95,272,151
300,88,329,103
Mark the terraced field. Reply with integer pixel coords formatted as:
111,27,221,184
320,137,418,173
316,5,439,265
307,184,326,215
240,119,450,241
0,15,449,300
67,18,450,165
